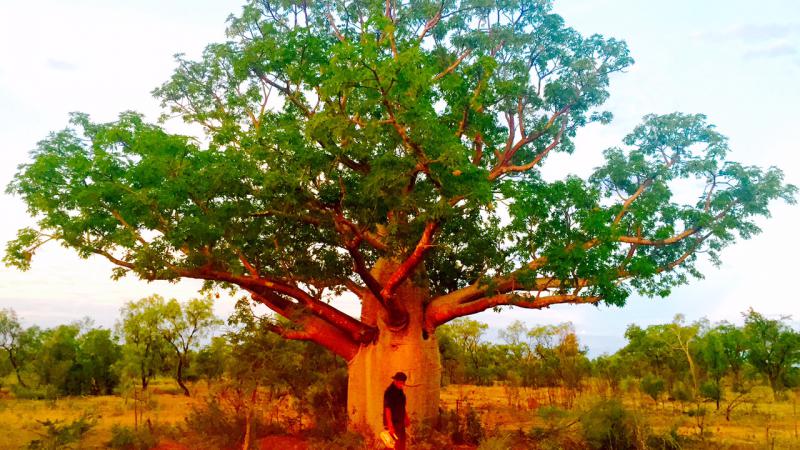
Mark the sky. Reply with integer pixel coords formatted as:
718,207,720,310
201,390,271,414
0,0,798,356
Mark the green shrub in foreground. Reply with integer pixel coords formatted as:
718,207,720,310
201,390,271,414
580,399,646,450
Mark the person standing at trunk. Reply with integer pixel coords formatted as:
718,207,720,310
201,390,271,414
384,371,410,449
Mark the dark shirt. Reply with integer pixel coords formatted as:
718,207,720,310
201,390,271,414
383,383,406,427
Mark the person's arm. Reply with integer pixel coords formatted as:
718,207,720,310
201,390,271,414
385,407,396,436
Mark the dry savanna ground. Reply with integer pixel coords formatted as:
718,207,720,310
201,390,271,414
1,379,800,449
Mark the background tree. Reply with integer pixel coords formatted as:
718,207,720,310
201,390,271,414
592,354,625,394
696,324,731,410
195,336,231,384
714,323,748,391
34,324,80,391
621,324,685,390
437,318,489,383
5,0,795,435
160,295,221,396
115,295,168,390
528,323,589,404
743,309,800,392
0,308,28,387
666,314,700,395
75,328,122,395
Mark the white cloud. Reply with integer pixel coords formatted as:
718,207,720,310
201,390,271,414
691,23,800,42
744,40,798,59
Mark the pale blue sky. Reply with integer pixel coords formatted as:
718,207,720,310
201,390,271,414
1,1,798,355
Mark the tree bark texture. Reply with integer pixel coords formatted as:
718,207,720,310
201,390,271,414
346,259,442,439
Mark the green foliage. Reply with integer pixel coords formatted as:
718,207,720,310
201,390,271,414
0,308,30,386
639,374,666,403
34,324,80,390
528,405,581,445
194,336,230,382
159,295,222,395
670,381,694,403
699,380,722,406
73,328,122,395
592,354,625,392
11,383,59,400
183,393,277,449
26,414,96,450
4,319,122,397
107,425,158,450
439,318,591,391
743,309,800,391
645,427,683,450
438,318,488,373
115,295,168,390
697,324,735,390
580,399,646,450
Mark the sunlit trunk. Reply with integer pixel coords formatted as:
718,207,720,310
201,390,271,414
346,259,441,439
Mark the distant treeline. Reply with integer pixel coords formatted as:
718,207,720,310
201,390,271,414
2,299,799,412
437,309,800,413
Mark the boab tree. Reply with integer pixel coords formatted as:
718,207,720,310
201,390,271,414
5,0,795,437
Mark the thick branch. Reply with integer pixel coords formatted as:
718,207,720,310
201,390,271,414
345,236,387,303
488,108,569,180
181,268,375,344
250,290,359,360
380,221,438,299
326,13,347,43
618,228,698,246
418,6,443,41
428,293,600,327
613,154,681,225
92,248,135,270
433,49,472,81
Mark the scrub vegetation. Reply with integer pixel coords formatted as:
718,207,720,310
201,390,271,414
1,305,800,449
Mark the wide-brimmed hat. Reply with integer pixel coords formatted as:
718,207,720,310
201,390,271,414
391,371,407,381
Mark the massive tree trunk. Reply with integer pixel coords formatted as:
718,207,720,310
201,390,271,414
346,259,442,439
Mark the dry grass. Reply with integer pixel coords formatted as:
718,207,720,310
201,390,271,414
440,382,800,449
2,378,800,448
0,378,202,449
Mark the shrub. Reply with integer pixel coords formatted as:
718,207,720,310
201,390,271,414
580,399,647,450
646,426,683,450
306,365,348,436
12,384,59,400
409,411,453,449
183,391,281,449
184,396,249,448
528,406,584,449
670,382,694,404
107,425,158,450
477,433,514,450
464,406,484,445
639,375,665,403
107,422,179,449
699,380,722,406
26,414,96,450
